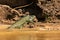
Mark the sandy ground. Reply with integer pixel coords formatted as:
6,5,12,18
0,23,60,30
0,30,59,40
0,24,10,30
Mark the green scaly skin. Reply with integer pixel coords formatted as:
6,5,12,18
7,15,35,29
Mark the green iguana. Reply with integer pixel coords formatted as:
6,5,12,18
7,15,35,29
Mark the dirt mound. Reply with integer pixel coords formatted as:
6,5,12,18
0,0,60,29
38,0,60,23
